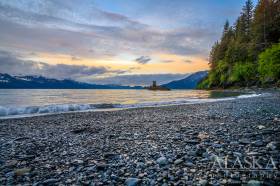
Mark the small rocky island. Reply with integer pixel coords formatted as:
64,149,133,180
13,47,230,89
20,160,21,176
146,81,170,91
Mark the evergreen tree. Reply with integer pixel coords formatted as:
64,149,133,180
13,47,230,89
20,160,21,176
242,0,254,37
198,0,280,88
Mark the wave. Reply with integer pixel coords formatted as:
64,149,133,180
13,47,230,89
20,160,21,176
0,93,262,119
0,104,118,118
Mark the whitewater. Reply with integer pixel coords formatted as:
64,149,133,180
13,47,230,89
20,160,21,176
0,89,263,118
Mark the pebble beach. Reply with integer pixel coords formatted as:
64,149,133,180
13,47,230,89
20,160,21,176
0,92,280,185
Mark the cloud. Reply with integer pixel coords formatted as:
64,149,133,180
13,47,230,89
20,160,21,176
0,1,219,59
0,50,111,79
71,56,81,61
0,0,147,29
135,56,151,64
184,59,193,63
161,59,174,63
85,73,189,86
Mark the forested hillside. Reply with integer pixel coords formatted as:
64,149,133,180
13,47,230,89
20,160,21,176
198,0,280,88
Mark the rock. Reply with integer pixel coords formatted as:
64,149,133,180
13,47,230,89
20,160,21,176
188,150,197,156
42,178,60,185
266,142,279,150
125,178,139,186
230,141,239,145
174,159,183,165
17,155,35,160
156,156,168,166
212,143,223,148
146,161,153,166
233,152,242,157
6,171,15,185
197,132,209,140
257,125,265,129
104,153,118,159
190,169,196,173
239,138,250,144
252,140,264,147
173,133,182,140
72,159,84,165
96,162,108,171
14,168,31,176
198,179,207,186
185,162,194,167
4,160,18,168
86,165,96,172
247,152,259,156
138,173,145,178
71,127,88,134
273,117,280,122
247,180,261,186
185,139,200,144
261,129,274,134
196,147,206,156
5,171,15,178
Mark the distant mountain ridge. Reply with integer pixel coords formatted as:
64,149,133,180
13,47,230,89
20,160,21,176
162,71,208,89
0,73,142,89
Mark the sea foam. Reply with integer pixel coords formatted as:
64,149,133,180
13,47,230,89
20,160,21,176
0,93,263,118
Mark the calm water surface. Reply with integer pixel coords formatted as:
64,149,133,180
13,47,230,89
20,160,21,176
0,89,257,118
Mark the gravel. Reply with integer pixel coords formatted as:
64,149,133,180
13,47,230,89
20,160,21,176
0,92,280,185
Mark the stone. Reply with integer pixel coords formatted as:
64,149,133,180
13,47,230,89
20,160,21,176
185,140,200,144
266,142,279,150
42,178,60,185
96,162,108,171
198,132,209,140
247,180,261,186
14,168,31,176
185,162,194,167
233,152,242,157
273,117,280,122
239,138,250,144
156,156,168,166
125,178,139,186
198,179,208,186
72,159,84,165
138,173,145,178
104,153,118,159
174,159,183,165
257,125,265,129
212,143,223,148
230,141,239,145
5,171,15,178
4,160,18,168
253,140,264,146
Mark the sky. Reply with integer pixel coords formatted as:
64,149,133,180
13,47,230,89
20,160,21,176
0,0,257,85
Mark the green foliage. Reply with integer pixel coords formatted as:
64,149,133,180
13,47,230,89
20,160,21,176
229,62,257,85
197,78,210,89
258,43,280,84
199,0,280,89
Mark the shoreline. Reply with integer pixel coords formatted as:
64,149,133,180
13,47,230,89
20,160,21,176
0,93,280,185
0,91,265,120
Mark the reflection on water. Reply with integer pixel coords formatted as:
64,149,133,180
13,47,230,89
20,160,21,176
0,89,247,106
0,89,247,107
209,91,245,98
0,89,255,118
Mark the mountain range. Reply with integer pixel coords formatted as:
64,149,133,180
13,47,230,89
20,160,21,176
0,71,208,89
162,71,208,89
0,74,142,89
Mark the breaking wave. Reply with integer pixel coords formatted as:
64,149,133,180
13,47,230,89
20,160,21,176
0,93,262,119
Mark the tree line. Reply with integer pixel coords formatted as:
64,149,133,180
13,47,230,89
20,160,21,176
198,0,280,89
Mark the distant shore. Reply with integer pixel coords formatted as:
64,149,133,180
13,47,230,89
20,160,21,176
0,92,280,185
